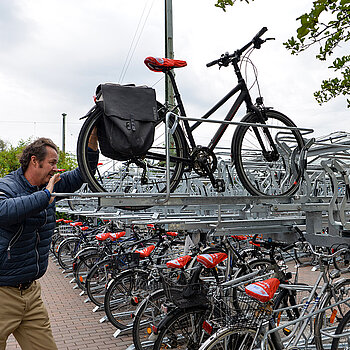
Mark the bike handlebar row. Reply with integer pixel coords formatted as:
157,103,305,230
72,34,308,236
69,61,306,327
206,26,268,68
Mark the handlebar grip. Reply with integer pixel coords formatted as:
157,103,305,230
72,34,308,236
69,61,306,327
254,27,268,39
206,59,219,67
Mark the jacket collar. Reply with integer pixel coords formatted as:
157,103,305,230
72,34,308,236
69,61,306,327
16,167,43,193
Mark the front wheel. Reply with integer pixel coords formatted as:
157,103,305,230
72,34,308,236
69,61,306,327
232,110,305,196
331,309,350,350
76,105,188,210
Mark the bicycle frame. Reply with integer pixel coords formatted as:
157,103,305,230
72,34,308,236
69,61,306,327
165,55,277,156
262,266,350,349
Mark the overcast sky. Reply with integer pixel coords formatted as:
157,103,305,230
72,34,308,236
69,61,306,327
0,0,347,153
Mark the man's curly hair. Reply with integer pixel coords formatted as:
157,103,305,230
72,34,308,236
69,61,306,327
20,138,58,172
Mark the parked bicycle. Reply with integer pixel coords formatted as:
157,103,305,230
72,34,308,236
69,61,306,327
76,27,305,209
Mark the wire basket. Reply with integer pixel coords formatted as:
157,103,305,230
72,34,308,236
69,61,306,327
162,274,209,308
58,224,75,236
211,292,273,329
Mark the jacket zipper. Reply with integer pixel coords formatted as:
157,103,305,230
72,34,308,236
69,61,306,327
7,225,24,259
35,229,40,277
35,209,46,277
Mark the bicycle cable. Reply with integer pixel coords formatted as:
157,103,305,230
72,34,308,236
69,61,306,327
240,47,263,100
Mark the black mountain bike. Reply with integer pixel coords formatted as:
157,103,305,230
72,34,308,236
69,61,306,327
77,27,305,209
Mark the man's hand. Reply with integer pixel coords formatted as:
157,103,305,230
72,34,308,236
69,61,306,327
46,173,61,204
88,127,98,151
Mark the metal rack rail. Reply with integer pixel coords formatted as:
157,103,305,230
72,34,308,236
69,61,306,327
54,118,350,247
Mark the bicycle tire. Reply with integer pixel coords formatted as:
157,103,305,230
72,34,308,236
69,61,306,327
273,283,311,344
85,257,117,307
52,234,65,259
153,306,209,350
76,104,188,210
314,278,350,350
331,308,350,350
232,109,305,196
104,268,150,329
73,252,100,290
57,237,81,271
198,325,275,350
132,288,168,350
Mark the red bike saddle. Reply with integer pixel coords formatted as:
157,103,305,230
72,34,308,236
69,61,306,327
109,231,126,241
135,245,155,258
245,278,280,303
96,232,110,241
144,57,187,72
231,235,249,241
166,255,192,269
80,226,89,231
196,252,227,269
70,222,83,227
166,231,178,237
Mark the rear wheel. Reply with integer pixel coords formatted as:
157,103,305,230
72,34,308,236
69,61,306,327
198,326,274,350
57,238,81,271
132,289,168,350
85,257,116,307
73,252,100,290
153,307,209,350
104,269,150,330
233,110,304,196
77,105,188,210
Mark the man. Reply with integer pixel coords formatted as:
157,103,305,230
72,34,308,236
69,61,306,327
0,136,98,349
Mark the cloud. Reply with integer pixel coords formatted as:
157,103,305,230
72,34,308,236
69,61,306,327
0,0,348,154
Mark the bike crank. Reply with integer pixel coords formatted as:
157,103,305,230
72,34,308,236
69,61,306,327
190,146,225,192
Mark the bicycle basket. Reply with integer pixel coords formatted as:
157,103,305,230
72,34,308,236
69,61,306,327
211,292,273,329
162,274,209,308
58,224,75,236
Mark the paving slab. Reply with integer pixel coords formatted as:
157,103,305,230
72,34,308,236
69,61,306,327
6,256,132,349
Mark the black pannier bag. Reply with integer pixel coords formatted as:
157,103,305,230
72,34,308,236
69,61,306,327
95,83,158,161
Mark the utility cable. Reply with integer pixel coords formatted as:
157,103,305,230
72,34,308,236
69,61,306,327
119,0,155,83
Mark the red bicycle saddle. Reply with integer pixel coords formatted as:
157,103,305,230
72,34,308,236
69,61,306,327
166,255,192,269
109,231,126,241
166,231,178,237
231,235,249,241
135,245,155,258
96,232,110,241
196,252,227,269
245,278,280,302
144,57,187,72
70,222,83,227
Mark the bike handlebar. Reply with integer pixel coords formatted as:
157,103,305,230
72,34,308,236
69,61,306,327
295,241,349,260
206,27,268,68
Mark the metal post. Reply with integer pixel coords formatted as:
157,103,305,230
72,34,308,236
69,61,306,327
62,113,66,153
165,0,174,106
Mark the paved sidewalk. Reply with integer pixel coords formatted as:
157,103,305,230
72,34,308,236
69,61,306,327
6,257,132,350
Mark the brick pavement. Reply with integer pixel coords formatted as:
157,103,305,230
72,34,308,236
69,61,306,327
6,256,132,350
3,255,324,349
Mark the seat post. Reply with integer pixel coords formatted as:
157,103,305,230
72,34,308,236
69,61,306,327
166,70,196,148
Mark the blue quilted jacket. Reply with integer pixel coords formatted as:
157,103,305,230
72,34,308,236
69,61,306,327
0,166,86,286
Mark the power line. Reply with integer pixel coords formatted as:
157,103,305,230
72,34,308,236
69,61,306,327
0,121,81,125
118,0,155,83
